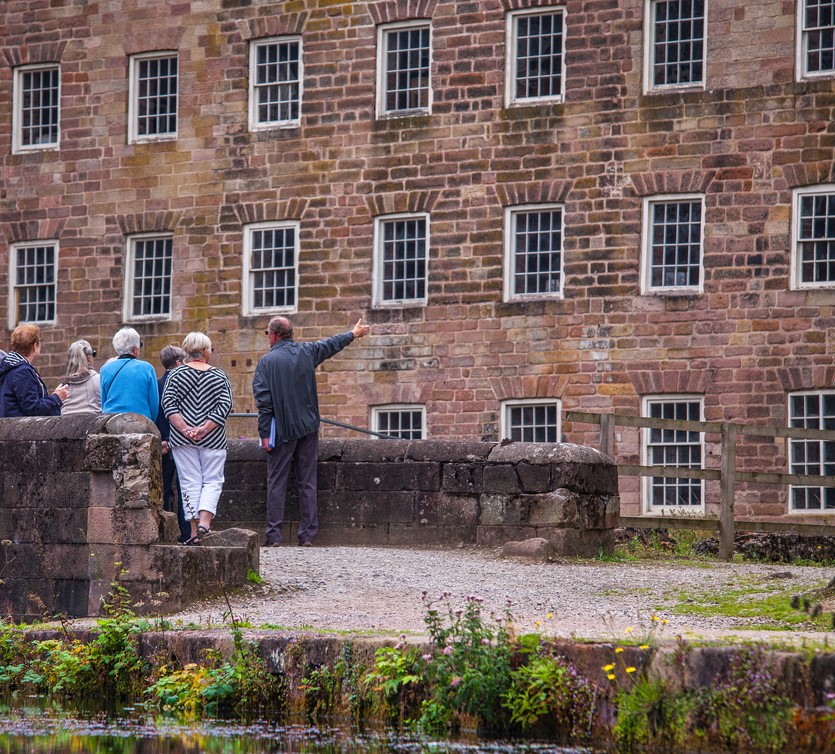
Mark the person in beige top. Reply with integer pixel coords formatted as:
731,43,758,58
61,340,101,415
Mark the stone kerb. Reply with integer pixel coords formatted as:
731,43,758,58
219,439,619,555
0,414,258,620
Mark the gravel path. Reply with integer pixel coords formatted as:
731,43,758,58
166,545,835,644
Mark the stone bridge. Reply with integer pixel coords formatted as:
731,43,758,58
0,415,618,620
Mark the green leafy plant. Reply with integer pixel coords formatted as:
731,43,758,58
5,573,149,698
366,593,595,741
614,676,694,753
503,651,595,742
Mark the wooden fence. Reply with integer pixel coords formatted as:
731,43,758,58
565,411,835,560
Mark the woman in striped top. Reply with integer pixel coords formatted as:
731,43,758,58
162,331,233,544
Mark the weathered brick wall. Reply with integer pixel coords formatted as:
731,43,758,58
0,414,258,620
0,1,833,518
219,438,620,555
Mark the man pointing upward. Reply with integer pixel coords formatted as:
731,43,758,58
253,317,371,547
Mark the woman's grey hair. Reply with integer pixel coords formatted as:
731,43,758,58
181,331,212,360
159,345,187,370
65,340,95,377
112,327,141,355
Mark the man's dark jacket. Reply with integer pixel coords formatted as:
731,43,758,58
252,332,354,444
0,352,62,417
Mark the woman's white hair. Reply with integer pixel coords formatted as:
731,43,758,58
182,331,212,360
112,327,140,355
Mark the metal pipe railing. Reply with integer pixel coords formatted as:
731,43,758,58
227,412,396,439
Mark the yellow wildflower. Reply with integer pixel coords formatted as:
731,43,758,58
639,644,650,650
607,673,616,680
625,626,633,633
602,664,615,672
615,647,624,654
625,667,636,673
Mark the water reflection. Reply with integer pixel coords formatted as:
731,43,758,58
0,703,588,754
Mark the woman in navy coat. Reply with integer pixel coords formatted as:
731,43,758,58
0,324,69,417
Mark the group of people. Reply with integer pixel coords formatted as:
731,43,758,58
0,316,371,548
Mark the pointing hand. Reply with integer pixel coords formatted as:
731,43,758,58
352,318,371,339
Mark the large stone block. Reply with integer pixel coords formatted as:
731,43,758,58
27,507,90,544
388,523,478,546
406,440,495,462
340,439,409,463
5,472,91,510
89,472,117,507
315,522,390,546
414,491,479,527
482,464,521,494
199,528,260,573
336,462,440,492
524,490,579,527
84,434,129,471
86,507,116,544
0,577,55,620
54,579,90,618
317,439,346,461
0,543,45,578
218,489,270,522
116,508,162,545
476,525,536,546
516,462,553,493
40,545,91,580
537,527,615,557
441,463,483,494
317,461,337,491
319,490,413,524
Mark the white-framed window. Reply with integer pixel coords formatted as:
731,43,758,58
505,8,565,107
8,241,58,327
12,64,60,153
124,234,173,321
242,222,299,315
249,36,302,130
641,194,704,294
642,395,704,513
791,185,835,289
644,0,706,92
504,204,564,301
798,0,835,79
371,404,426,439
376,20,432,117
501,399,561,443
128,52,178,143
373,213,429,308
788,391,835,513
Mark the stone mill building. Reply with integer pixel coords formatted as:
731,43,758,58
0,0,833,519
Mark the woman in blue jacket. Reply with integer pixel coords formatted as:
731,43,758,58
0,324,69,417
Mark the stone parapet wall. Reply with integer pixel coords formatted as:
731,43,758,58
219,439,619,555
0,414,258,621
1,1,833,521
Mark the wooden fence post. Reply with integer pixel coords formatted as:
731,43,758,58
719,423,738,561
600,412,615,458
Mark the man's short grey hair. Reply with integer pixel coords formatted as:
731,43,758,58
112,327,141,355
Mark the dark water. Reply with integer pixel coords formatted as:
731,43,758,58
0,702,589,754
